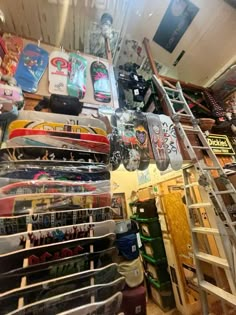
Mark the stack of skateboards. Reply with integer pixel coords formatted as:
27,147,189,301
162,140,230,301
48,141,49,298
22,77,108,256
0,111,125,314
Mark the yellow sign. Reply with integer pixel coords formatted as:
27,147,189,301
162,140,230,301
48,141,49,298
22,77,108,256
207,134,235,155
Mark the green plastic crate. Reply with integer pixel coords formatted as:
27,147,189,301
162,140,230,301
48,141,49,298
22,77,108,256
136,217,162,238
141,235,166,260
142,253,170,284
148,276,175,311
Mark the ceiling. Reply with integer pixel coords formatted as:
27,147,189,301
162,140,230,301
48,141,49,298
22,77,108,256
0,0,235,87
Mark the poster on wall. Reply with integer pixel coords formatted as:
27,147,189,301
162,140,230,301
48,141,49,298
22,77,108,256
137,169,151,186
153,0,199,53
111,193,127,219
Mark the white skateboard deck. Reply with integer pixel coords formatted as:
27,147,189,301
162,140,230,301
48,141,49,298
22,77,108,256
49,51,69,95
159,114,183,171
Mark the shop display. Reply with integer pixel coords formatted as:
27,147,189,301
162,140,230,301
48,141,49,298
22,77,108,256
67,53,87,99
146,113,170,171
8,278,124,315
91,61,111,103
159,114,183,171
14,44,49,93
49,51,69,95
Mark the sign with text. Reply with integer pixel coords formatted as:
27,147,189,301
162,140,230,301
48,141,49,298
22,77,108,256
207,134,235,155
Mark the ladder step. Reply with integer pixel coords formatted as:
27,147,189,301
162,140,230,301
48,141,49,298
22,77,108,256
200,280,236,307
202,166,221,170
164,87,179,93
215,190,235,195
189,203,212,209
192,146,210,150
182,125,199,132
185,182,199,188
171,99,185,104
192,227,219,235
195,252,229,269
177,113,192,118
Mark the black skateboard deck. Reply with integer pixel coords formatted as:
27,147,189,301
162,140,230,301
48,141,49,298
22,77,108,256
90,61,111,103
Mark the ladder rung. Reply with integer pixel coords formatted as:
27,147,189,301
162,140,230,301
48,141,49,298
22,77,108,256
189,203,212,209
171,99,185,104
202,166,221,170
185,182,199,188
182,125,199,132
164,87,179,93
195,252,229,269
177,113,192,118
200,280,236,307
192,146,210,150
192,227,219,235
215,190,235,195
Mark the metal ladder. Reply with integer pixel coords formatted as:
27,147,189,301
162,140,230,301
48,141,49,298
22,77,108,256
152,74,236,314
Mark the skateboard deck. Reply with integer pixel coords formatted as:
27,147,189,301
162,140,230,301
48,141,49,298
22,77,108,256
67,53,87,99
0,233,115,274
0,165,110,182
0,84,24,103
59,292,123,315
17,110,107,132
8,277,124,315
8,120,107,136
109,114,122,171
146,113,170,171
0,179,110,196
14,44,49,93
10,128,109,145
49,51,69,95
116,109,140,172
1,34,23,76
0,220,115,255
134,111,150,171
0,247,116,292
0,146,109,164
0,262,119,313
0,192,111,216
0,206,113,235
159,114,183,170
91,61,111,103
7,135,110,154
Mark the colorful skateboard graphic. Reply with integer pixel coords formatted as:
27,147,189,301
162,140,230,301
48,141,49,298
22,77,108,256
0,146,109,164
8,277,124,315
67,53,87,99
59,292,123,315
49,51,69,95
0,192,111,216
0,207,113,235
0,233,115,274
134,111,150,171
0,34,23,76
8,120,107,136
159,114,183,171
10,128,109,145
0,165,110,182
146,113,170,171
14,44,49,93
116,109,140,172
0,180,110,196
0,262,119,313
109,114,122,171
0,248,116,295
0,220,115,255
91,61,111,103
7,135,110,154
0,84,24,103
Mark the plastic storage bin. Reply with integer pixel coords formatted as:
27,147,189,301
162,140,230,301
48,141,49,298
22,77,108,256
141,235,166,261
136,217,162,238
136,199,157,219
148,276,175,312
142,253,170,284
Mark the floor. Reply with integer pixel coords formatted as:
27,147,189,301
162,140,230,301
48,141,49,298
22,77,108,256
146,299,181,315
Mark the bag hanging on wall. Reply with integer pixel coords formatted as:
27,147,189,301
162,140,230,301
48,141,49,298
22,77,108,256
118,257,144,288
116,232,139,260
35,94,83,116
